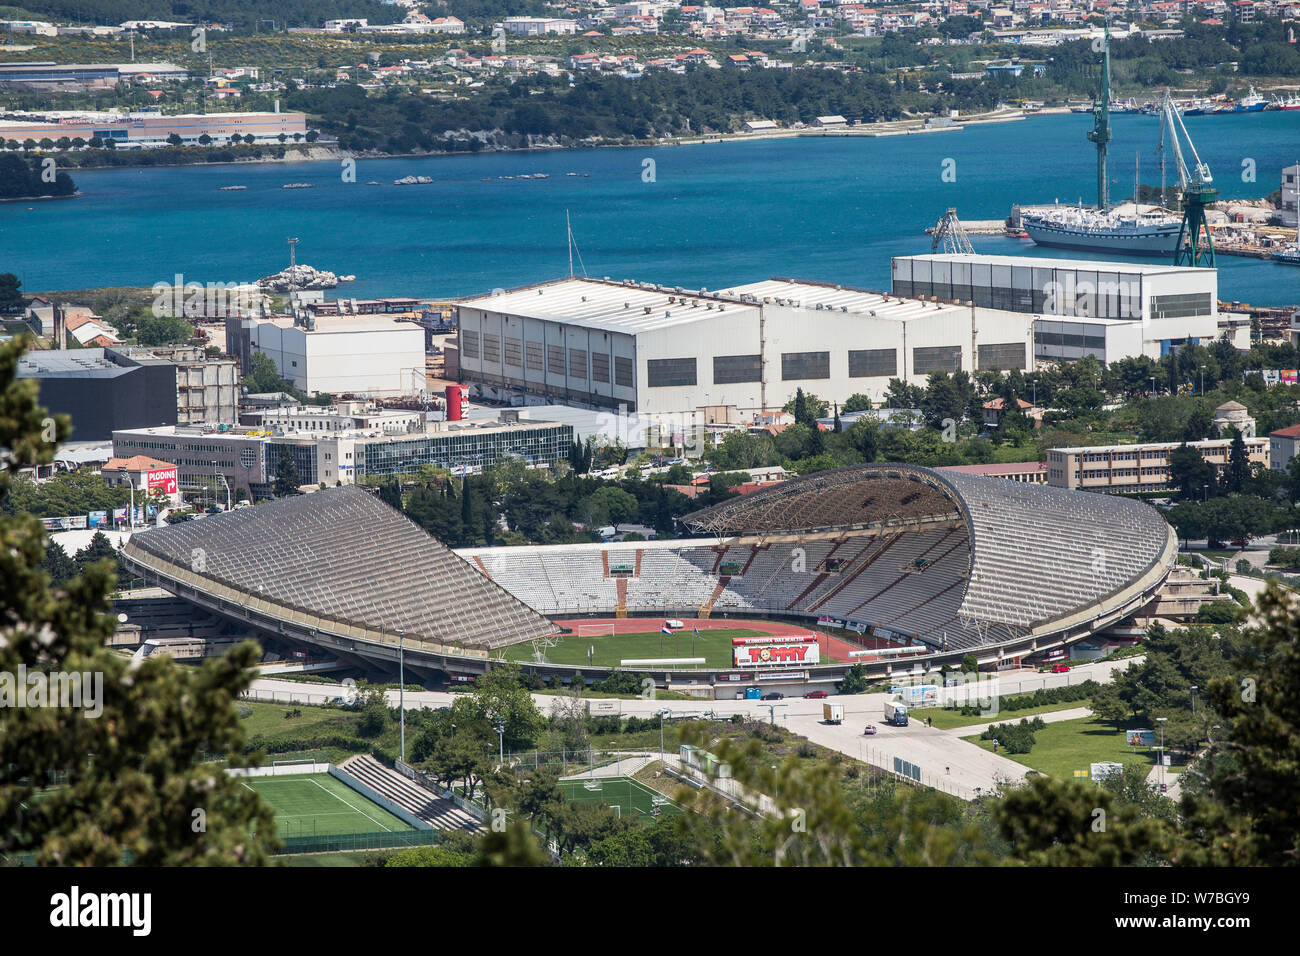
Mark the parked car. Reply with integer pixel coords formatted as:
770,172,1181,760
762,692,784,700
804,690,829,699
1231,539,1249,548
1051,664,1071,673
1207,539,1227,549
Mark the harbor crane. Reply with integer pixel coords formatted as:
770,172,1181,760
1086,21,1114,210
1158,89,1217,268
930,208,976,255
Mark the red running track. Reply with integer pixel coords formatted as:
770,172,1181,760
550,616,869,664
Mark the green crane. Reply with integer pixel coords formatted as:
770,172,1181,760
1086,22,1113,211
1159,89,1217,267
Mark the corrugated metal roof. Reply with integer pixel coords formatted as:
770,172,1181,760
455,277,760,334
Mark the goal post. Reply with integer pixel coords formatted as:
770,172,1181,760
577,623,616,639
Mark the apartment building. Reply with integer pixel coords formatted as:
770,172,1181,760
1047,438,1270,493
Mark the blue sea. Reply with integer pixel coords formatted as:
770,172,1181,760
3,111,1298,305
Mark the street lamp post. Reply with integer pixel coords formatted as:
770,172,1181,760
494,717,505,770
1190,685,1197,715
1202,484,1209,503
211,461,230,511
1156,716,1168,792
1200,365,1205,396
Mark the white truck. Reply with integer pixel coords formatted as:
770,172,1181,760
883,699,909,727
823,703,844,724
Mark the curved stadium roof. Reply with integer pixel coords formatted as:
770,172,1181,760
122,486,558,652
682,464,1177,634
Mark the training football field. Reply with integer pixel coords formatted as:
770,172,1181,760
558,777,682,820
242,774,415,838
504,627,769,668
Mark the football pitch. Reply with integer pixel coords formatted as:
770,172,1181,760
503,627,768,668
242,773,415,838
558,777,682,820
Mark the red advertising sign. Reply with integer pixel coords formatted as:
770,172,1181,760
147,466,179,495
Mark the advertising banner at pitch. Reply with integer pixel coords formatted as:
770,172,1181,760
732,635,820,668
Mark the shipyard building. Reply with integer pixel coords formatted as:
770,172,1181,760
891,254,1225,362
454,276,1035,418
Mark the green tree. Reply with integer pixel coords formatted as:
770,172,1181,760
1224,427,1249,494
1167,443,1215,501
243,351,291,394
0,337,276,865
40,541,77,585
272,446,302,497
0,273,23,314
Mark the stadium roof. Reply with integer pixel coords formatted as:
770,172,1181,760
122,486,558,651
682,463,1175,631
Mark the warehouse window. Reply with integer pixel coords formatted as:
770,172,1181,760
525,342,543,371
913,345,962,374
547,345,566,376
647,358,696,388
848,348,896,378
482,333,501,364
977,343,1026,370
592,352,610,383
781,351,830,381
713,354,763,384
504,337,522,367
1150,293,1211,320
614,356,634,388
461,329,479,359
569,348,587,380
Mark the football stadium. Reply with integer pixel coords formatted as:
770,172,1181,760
121,463,1177,687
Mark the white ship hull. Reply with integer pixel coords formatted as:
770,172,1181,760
1023,215,1182,256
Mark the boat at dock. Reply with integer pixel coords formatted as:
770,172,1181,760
1022,204,1183,255
1273,245,1300,265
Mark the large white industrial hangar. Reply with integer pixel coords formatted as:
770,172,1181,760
892,254,1222,362
454,276,1035,417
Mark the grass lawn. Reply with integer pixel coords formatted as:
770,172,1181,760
503,628,767,669
243,773,415,839
963,716,1159,780
238,701,350,738
913,699,1091,730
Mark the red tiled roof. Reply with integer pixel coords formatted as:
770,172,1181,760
103,455,175,473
